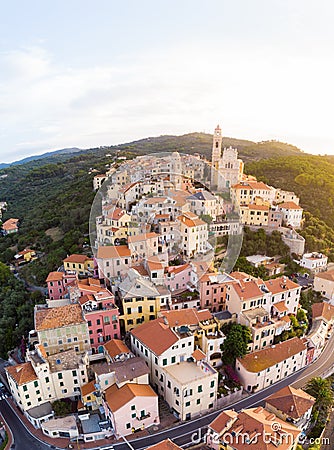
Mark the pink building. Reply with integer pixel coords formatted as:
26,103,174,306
199,272,236,312
78,290,120,353
164,263,192,292
46,272,77,300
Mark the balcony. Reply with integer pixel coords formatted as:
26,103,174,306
136,412,151,420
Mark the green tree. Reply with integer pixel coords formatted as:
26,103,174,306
221,324,252,366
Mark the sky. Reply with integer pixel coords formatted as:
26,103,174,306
1,0,334,162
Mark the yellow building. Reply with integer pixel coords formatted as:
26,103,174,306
118,268,171,332
240,204,269,226
63,254,94,276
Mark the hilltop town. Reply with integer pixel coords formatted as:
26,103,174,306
0,126,333,449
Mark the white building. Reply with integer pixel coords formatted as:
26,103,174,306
177,212,208,258
278,202,303,228
299,252,328,273
236,337,307,392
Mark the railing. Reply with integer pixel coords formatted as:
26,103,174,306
136,412,150,420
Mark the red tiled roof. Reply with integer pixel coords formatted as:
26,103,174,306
131,319,178,356
35,304,85,331
104,383,157,412
265,385,315,419
6,362,37,385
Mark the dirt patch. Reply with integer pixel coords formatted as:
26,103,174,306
45,227,63,242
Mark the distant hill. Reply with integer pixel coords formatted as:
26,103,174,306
0,132,304,170
114,132,304,162
0,147,82,169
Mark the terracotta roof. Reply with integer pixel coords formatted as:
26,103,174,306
131,318,178,356
2,218,19,231
210,407,300,450
146,439,182,450
177,213,206,228
97,245,131,259
35,304,85,331
231,280,264,301
229,271,254,281
161,308,212,328
147,256,164,271
208,410,238,433
265,385,315,419
166,263,191,275
63,254,91,264
106,207,125,220
46,271,64,282
104,383,157,412
192,349,206,361
315,269,334,282
232,181,271,191
6,362,37,385
272,300,289,313
78,294,95,306
104,339,130,358
312,302,334,322
237,337,306,373
81,380,96,397
264,277,299,294
128,232,159,243
278,201,302,210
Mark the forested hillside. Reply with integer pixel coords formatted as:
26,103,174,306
0,133,329,286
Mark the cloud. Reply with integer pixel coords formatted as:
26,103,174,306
1,41,334,161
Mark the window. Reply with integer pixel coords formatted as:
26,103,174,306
198,385,203,393
58,373,63,380
197,399,200,405
72,370,77,377
163,358,167,366
171,356,176,364
45,377,49,383
23,385,28,392
96,319,101,325
131,405,136,410
210,380,215,388
185,401,190,407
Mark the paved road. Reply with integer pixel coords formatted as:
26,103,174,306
0,398,50,450
1,334,334,450
115,369,305,450
292,332,334,389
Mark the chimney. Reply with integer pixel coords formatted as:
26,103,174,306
290,405,294,412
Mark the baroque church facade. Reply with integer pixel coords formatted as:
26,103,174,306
210,125,244,190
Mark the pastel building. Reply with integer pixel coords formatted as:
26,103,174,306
313,269,334,301
46,272,77,301
277,202,303,228
78,290,120,352
63,254,94,276
118,268,171,332
177,212,208,258
207,407,300,450
34,304,91,356
265,385,315,431
96,245,131,280
164,263,192,292
103,383,159,437
199,272,236,312
236,337,307,392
